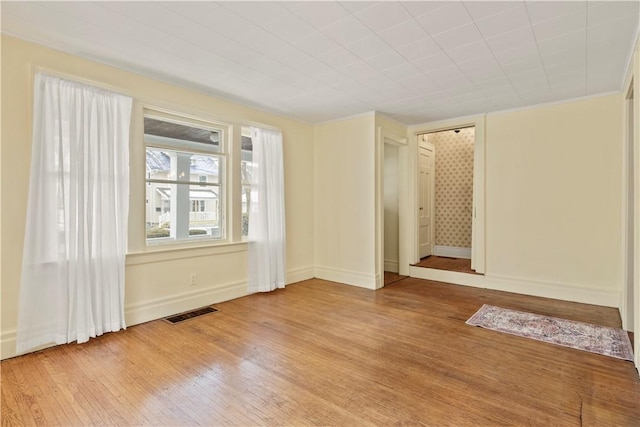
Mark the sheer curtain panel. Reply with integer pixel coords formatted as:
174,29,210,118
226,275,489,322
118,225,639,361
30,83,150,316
16,74,132,354
247,127,286,293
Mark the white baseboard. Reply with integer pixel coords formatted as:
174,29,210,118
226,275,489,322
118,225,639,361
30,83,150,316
124,280,249,327
1,330,17,361
286,265,314,285
433,246,472,259
409,266,620,307
314,265,378,289
384,259,399,273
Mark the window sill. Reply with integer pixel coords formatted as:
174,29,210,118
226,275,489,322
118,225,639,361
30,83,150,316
126,241,247,266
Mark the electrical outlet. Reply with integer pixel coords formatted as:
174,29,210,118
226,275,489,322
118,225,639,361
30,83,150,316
190,273,197,286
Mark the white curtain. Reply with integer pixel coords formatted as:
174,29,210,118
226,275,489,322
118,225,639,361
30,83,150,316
16,73,132,354
247,127,286,292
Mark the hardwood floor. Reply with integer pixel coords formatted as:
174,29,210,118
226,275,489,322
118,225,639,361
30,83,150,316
2,277,639,426
414,255,480,275
383,271,407,285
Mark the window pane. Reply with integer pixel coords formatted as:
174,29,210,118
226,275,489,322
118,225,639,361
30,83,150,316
146,148,220,184
146,184,223,241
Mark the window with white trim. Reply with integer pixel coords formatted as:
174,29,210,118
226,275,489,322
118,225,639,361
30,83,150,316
144,113,227,244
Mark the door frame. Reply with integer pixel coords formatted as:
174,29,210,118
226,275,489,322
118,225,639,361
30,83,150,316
621,79,635,333
375,127,409,285
407,115,486,273
621,47,639,373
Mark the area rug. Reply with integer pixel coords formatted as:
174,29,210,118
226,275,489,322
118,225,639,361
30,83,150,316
466,304,634,361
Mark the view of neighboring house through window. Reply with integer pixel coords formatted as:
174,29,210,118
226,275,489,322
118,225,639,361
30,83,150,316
241,127,253,238
145,114,226,244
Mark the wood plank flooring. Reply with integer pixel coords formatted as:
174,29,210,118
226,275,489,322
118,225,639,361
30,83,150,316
2,277,639,426
414,255,479,275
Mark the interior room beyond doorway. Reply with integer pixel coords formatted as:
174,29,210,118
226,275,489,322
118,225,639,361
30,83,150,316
416,126,478,275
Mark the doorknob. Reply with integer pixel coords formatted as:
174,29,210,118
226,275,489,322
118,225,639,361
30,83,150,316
419,207,423,210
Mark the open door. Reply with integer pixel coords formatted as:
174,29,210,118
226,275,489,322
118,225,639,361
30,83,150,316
418,141,435,259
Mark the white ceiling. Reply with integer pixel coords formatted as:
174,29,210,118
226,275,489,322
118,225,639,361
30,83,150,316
2,1,639,124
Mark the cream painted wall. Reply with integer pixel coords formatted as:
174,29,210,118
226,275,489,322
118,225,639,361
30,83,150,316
1,36,315,359
314,113,376,288
485,94,623,292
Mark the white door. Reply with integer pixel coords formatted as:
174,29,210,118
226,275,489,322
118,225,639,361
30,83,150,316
418,142,435,259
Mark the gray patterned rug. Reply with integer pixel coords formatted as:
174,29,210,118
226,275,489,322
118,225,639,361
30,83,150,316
466,304,634,361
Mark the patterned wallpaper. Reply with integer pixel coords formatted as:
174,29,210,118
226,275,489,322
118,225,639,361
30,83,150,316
425,128,474,248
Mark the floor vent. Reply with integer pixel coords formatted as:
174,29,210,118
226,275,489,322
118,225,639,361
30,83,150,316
164,306,218,324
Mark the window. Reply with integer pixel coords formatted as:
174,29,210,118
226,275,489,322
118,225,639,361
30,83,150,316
240,127,253,238
191,200,205,212
145,114,227,244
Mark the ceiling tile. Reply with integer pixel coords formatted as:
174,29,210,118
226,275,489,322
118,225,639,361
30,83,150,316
336,60,381,81
382,62,422,80
532,9,587,41
394,73,443,92
287,57,334,78
587,1,640,27
462,1,521,21
233,28,290,57
313,69,356,87
414,3,473,36
320,14,373,44
541,49,586,75
474,76,514,91
457,57,505,81
505,67,548,84
339,1,378,14
411,52,455,73
400,1,449,18
365,50,408,70
446,41,495,64
317,47,361,68
260,10,317,41
492,44,540,65
354,1,412,32
345,35,392,59
220,1,287,26
525,1,587,24
537,28,586,58
285,1,350,29
270,43,313,67
587,16,638,52
475,4,531,39
427,65,469,85
378,19,429,48
500,56,545,76
393,37,443,60
292,31,341,57
485,26,537,53
433,23,484,51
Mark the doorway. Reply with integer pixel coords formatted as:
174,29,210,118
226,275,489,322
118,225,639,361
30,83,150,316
378,128,410,286
416,127,476,274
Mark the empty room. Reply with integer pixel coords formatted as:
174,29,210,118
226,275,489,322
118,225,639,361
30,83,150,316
1,1,640,425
